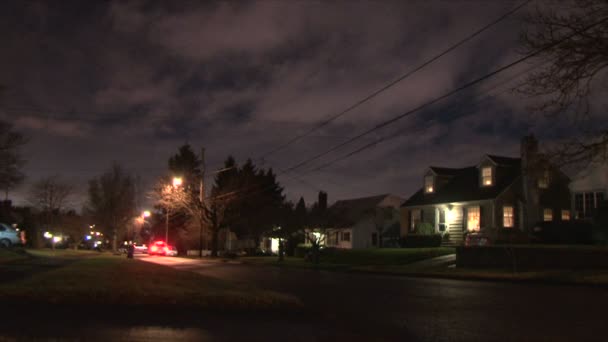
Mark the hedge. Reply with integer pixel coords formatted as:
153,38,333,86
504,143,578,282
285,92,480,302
401,234,442,248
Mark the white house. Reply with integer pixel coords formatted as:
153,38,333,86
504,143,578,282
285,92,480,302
570,153,608,219
322,194,403,249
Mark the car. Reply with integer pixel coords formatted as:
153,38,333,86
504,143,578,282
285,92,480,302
148,240,177,256
133,244,148,254
0,223,22,247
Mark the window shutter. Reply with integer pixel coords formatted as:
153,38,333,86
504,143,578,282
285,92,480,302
463,207,468,231
479,206,484,228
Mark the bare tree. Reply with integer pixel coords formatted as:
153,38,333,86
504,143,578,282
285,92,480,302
0,121,27,199
85,163,137,252
519,0,608,165
27,175,73,240
28,176,73,215
153,177,229,257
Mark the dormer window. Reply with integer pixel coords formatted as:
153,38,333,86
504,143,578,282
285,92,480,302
424,175,434,193
538,170,550,189
481,167,493,186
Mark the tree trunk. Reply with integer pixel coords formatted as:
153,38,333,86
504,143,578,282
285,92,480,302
211,227,219,257
278,238,284,262
112,228,117,252
198,221,204,258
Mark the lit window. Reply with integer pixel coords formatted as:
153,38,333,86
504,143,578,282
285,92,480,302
411,209,421,231
467,206,480,231
481,167,492,186
543,208,553,221
424,175,434,193
561,210,570,221
538,170,549,189
503,206,514,228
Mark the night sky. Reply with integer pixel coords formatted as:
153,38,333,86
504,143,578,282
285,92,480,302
0,1,589,208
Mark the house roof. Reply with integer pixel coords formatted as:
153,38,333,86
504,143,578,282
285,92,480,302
329,194,400,226
402,159,521,207
486,155,521,167
429,166,461,176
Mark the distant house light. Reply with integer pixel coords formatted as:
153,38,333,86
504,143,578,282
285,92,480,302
543,208,553,221
481,167,493,186
424,175,434,193
503,206,514,228
43,232,53,239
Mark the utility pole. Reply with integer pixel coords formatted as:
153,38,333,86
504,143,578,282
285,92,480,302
199,147,206,258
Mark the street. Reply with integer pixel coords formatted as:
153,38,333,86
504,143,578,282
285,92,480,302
139,255,608,341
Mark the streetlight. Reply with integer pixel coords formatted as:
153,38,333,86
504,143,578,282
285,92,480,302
166,177,182,244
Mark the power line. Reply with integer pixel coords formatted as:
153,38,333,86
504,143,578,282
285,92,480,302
306,58,553,173
260,0,532,160
280,16,608,175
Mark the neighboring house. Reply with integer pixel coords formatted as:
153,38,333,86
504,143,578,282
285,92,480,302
310,194,403,249
401,135,571,245
569,150,608,219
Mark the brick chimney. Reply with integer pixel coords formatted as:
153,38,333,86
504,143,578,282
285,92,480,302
521,135,539,230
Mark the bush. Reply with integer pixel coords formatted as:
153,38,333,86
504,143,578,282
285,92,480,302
402,234,442,248
414,222,436,235
531,221,593,244
294,244,311,258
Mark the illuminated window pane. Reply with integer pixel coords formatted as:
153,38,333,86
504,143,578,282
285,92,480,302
481,167,492,186
503,206,514,228
467,207,480,231
425,175,434,193
538,170,549,189
561,210,570,221
543,208,553,221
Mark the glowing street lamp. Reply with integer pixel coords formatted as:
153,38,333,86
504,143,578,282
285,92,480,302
143,210,151,218
172,177,182,188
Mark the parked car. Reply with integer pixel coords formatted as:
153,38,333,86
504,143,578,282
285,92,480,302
133,244,148,254
531,220,593,244
148,240,177,256
0,223,22,247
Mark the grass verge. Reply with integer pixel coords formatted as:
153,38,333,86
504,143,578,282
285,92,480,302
353,264,608,286
0,252,301,311
0,248,30,264
241,247,455,271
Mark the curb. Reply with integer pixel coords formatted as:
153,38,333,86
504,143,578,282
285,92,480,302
238,259,608,288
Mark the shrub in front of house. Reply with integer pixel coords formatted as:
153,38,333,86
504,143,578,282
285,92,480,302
531,221,593,244
294,244,311,258
414,222,436,235
401,234,442,248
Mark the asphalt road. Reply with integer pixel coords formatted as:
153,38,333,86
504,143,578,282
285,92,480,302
139,255,608,342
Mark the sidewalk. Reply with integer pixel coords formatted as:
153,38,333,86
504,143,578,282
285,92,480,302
404,254,455,268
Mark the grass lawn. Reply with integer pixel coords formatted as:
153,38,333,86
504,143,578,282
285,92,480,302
0,248,30,264
241,247,455,271
0,250,301,311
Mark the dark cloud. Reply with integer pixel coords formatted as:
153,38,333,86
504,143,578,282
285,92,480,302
0,0,581,208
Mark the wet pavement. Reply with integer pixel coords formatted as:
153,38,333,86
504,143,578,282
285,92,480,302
140,255,608,341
